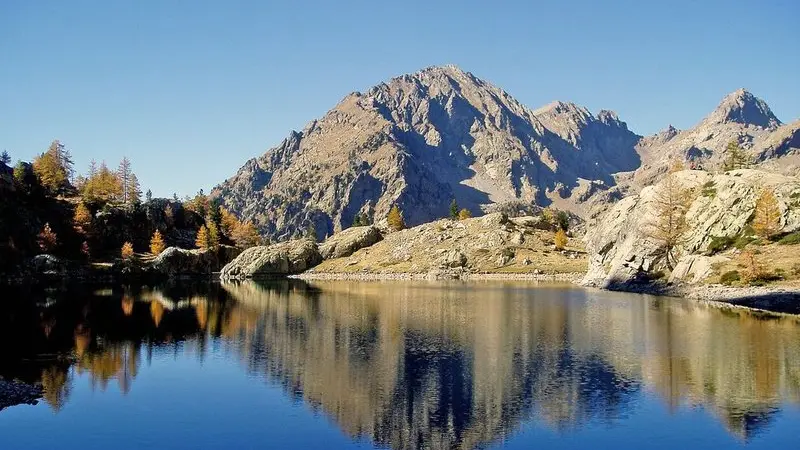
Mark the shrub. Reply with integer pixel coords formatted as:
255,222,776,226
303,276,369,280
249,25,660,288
778,232,800,245
458,208,472,220
707,235,735,255
701,181,717,198
387,205,405,231
720,271,741,285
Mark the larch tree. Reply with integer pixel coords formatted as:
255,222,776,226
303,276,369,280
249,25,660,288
150,230,166,255
232,221,261,248
458,208,472,220
73,203,92,233
37,223,58,253
752,187,781,240
387,205,405,231
33,141,73,194
129,173,142,204
554,229,568,250
117,157,133,204
207,219,220,250
195,225,210,250
121,241,135,260
643,172,692,269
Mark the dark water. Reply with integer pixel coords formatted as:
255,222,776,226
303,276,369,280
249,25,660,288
0,281,798,449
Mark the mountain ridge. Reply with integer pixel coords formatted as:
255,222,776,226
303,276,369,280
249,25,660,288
213,65,799,240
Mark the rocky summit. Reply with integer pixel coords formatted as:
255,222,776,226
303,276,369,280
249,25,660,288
213,66,800,240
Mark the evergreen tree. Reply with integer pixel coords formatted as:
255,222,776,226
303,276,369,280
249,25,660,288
388,205,405,231
129,173,142,204
449,199,459,219
13,161,29,190
207,218,220,250
555,210,569,231
220,207,240,236
723,141,750,171
0,150,10,165
83,161,122,203
352,213,363,227
150,230,166,255
752,188,781,239
37,223,58,253
146,189,153,203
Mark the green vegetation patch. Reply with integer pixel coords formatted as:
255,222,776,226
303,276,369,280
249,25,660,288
778,232,800,245
720,270,740,285
701,181,717,198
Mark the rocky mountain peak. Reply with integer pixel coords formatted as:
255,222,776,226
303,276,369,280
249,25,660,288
704,88,781,129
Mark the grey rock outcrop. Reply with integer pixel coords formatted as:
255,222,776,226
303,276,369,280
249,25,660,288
583,169,800,288
220,239,322,279
149,245,242,277
319,226,382,259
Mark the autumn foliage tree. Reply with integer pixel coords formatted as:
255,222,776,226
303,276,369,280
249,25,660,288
82,161,122,203
644,173,692,269
554,229,568,250
73,202,92,233
231,220,261,248
32,140,73,194
150,230,166,255
388,205,405,231
458,208,472,220
121,242,135,260
195,225,210,250
752,188,781,240
37,223,58,253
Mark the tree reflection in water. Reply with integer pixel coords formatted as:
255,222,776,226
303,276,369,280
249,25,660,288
1,280,798,447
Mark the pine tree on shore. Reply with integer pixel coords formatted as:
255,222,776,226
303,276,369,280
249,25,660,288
150,230,166,255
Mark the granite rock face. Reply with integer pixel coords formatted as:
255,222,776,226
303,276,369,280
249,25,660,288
149,246,242,277
583,170,800,288
220,240,322,279
319,225,382,259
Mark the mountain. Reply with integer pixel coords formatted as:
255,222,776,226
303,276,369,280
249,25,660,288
632,89,799,187
212,65,640,240
213,66,800,240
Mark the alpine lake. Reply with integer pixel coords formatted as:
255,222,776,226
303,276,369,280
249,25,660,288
1,280,798,449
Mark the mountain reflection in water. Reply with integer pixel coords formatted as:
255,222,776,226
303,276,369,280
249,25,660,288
1,280,799,449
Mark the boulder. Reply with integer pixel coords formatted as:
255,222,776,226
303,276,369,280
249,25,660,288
438,249,467,268
27,254,67,276
319,226,382,259
149,245,242,277
220,239,322,279
669,254,728,284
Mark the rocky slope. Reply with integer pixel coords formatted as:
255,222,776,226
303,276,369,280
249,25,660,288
214,66,799,241
583,169,800,289
307,212,586,278
213,65,641,240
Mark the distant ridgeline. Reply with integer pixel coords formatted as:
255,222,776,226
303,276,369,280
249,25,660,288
0,142,260,275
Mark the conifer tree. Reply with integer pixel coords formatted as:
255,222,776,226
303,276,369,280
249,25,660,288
555,211,569,231
449,199,459,219
554,229,568,250
207,219,220,250
150,230,166,255
195,225,210,250
129,173,142,204
33,141,73,193
643,172,692,269
388,205,405,231
73,203,92,233
121,241,135,260
0,150,10,165
117,157,133,203
352,213,363,227
37,223,58,253
752,188,781,239
146,189,153,203
220,207,240,236
232,221,261,248
458,208,472,220
723,141,750,171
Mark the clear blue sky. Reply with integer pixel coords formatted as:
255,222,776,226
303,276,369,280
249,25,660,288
2,0,798,197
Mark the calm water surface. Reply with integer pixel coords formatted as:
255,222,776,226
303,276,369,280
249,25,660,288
0,280,798,449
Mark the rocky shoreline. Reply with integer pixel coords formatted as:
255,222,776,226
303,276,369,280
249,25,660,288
0,379,43,412
293,270,583,283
